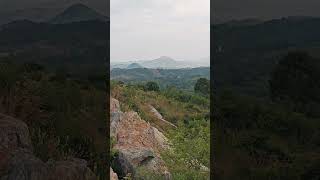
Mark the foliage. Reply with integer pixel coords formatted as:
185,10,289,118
0,61,107,179
111,81,210,179
214,90,320,179
194,78,210,96
145,81,160,91
162,120,210,180
269,51,320,116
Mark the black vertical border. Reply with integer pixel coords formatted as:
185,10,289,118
210,0,215,179
106,0,110,179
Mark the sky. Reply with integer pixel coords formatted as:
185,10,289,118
214,0,320,23
110,0,210,62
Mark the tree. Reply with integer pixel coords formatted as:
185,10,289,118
269,51,320,103
194,78,210,95
269,51,320,116
145,81,160,91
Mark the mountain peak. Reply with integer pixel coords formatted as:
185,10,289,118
68,3,90,9
155,56,176,62
50,3,107,24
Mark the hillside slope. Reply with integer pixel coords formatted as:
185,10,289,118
110,81,210,179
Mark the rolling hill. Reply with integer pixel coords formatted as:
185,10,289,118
111,67,210,90
0,18,109,79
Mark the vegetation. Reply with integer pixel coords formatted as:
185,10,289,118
111,67,210,91
214,52,320,179
111,79,210,179
195,78,210,96
145,81,160,92
0,61,107,179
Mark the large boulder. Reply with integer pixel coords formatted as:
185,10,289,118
110,99,171,179
0,114,97,180
0,114,34,178
0,114,33,152
47,158,97,180
2,149,49,180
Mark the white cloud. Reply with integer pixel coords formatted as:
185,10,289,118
111,0,210,62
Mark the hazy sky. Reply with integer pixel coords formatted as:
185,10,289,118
214,0,320,23
110,0,210,62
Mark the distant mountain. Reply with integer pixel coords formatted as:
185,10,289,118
0,7,60,25
50,3,107,24
217,18,263,27
111,56,208,70
127,63,144,69
139,56,183,69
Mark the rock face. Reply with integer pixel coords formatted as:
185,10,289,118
110,168,118,180
110,98,171,179
0,114,33,152
0,113,97,180
110,98,122,137
148,105,177,128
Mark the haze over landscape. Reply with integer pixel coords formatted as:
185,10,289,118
111,0,210,64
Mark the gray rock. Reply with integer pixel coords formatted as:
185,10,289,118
3,149,49,180
0,114,32,152
47,158,97,180
0,114,98,180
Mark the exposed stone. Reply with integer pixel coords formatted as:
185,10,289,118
148,105,177,128
2,149,49,180
110,98,120,113
110,99,171,179
110,168,118,180
110,98,122,137
47,158,97,180
0,113,34,178
152,127,170,150
0,114,32,152
0,114,97,180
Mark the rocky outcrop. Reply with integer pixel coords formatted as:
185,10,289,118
0,113,97,180
46,158,96,180
0,114,33,153
148,105,177,128
110,168,118,180
110,98,171,179
110,98,122,137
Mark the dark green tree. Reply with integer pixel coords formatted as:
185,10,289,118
194,78,210,95
269,51,320,103
145,81,160,91
269,51,320,116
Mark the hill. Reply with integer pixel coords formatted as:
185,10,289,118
111,56,207,69
213,16,320,96
0,61,108,178
0,19,108,81
50,3,108,24
213,17,320,179
126,62,144,69
110,81,210,179
111,67,210,90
